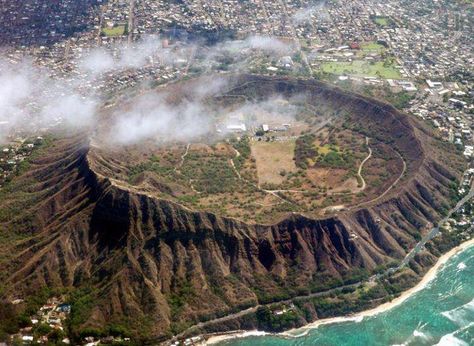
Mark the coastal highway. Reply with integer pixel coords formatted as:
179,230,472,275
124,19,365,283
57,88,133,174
396,175,474,271
169,281,363,344
167,171,474,344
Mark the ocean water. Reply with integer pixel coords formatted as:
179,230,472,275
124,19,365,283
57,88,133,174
220,246,474,346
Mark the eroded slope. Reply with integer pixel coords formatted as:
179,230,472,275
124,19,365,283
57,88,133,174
0,76,465,340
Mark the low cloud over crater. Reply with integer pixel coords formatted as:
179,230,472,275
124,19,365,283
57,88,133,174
0,35,296,145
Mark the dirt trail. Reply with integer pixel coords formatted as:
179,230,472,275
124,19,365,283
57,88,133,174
229,138,373,208
175,143,190,172
357,137,372,190
229,147,242,179
351,150,407,209
230,147,297,205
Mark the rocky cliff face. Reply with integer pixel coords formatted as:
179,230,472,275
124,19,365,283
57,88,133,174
0,76,464,340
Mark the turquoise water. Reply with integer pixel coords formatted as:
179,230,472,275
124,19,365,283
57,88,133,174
221,245,474,346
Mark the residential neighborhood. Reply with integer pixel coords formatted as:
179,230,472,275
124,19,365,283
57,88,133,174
0,0,471,162
0,0,473,344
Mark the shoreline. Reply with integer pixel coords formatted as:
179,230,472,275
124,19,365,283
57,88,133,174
204,237,474,345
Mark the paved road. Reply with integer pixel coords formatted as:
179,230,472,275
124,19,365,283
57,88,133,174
396,177,474,270
128,0,135,44
170,282,362,343
276,0,313,75
168,171,474,344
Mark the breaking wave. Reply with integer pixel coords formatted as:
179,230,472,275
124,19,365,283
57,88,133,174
441,298,474,326
433,333,468,346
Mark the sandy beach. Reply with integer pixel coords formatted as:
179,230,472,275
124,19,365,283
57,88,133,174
204,331,269,345
204,238,474,345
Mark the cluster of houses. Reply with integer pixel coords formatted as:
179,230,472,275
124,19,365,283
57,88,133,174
0,0,100,46
442,199,473,239
131,0,319,38
10,297,71,345
458,168,474,196
0,137,43,187
170,335,202,346
313,0,472,80
441,168,474,238
272,303,296,316
9,296,135,345
407,79,473,157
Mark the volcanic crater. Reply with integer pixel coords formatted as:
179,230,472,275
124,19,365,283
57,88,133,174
0,75,466,340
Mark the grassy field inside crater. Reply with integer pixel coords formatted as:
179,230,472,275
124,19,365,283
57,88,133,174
100,116,403,223
92,77,408,224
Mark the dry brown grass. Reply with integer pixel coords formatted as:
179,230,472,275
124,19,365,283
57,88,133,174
307,167,349,188
251,139,297,185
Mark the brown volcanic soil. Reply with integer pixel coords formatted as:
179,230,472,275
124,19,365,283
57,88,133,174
0,75,466,340
92,75,405,222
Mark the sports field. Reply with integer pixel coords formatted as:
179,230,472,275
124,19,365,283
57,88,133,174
373,16,390,26
321,60,402,79
102,25,127,37
360,42,385,52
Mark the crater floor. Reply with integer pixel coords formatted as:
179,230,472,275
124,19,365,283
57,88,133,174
91,75,406,223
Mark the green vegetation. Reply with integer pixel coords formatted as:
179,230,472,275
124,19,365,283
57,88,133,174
67,287,137,342
101,25,127,37
255,306,300,332
67,287,97,338
294,134,317,168
230,136,251,171
181,153,238,194
382,90,415,110
254,290,289,305
371,16,392,27
0,303,29,341
317,143,340,155
128,156,174,183
167,280,196,318
360,42,385,53
318,150,354,168
321,60,402,79
310,295,372,318
301,141,356,170
176,194,200,205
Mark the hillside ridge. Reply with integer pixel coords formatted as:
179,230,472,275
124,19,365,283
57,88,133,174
0,76,465,341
